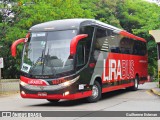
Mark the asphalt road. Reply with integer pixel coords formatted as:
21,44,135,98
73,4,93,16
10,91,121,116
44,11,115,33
0,82,159,120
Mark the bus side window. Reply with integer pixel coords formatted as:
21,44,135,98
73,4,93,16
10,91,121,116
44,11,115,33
133,41,146,56
108,31,121,53
139,42,147,56
76,42,85,67
120,38,134,54
133,41,138,55
95,28,108,51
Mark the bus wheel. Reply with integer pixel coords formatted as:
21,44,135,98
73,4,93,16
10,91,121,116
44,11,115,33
87,81,101,103
127,77,139,91
47,99,60,103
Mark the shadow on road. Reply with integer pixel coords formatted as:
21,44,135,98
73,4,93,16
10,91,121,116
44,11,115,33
28,88,142,107
29,98,89,107
101,89,128,100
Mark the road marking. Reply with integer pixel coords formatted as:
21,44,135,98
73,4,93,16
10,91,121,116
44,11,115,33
146,90,153,96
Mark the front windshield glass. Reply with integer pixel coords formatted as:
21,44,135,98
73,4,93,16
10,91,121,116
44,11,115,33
21,30,77,76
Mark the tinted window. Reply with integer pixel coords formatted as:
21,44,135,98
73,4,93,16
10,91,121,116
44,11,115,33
133,41,147,56
119,38,134,54
94,27,147,56
95,28,109,52
108,32,121,53
95,28,122,53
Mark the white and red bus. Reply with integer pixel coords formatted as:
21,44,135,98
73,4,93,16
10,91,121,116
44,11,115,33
11,19,148,102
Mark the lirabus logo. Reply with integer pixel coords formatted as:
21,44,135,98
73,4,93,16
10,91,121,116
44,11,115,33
103,59,134,81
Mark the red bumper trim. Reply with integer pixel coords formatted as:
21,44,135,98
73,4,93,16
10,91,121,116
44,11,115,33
21,91,92,100
102,83,134,93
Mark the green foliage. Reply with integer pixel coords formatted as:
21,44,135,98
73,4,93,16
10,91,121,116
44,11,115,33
0,11,2,23
95,0,122,28
80,0,121,28
0,0,94,78
117,0,160,34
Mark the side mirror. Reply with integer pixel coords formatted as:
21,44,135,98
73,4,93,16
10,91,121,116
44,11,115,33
11,38,25,57
11,33,30,57
70,34,88,56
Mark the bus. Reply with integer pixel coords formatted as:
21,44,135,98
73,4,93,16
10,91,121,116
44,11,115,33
11,19,148,103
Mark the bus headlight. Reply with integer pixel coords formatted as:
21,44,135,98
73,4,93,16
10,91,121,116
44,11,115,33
60,76,80,87
20,81,28,86
21,91,26,95
63,81,70,86
63,91,70,96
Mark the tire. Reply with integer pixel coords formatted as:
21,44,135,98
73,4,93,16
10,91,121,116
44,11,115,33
47,99,60,103
87,81,101,103
127,76,139,91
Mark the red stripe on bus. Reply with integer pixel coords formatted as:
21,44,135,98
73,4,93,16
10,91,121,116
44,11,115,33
120,31,146,42
20,76,48,86
102,83,134,93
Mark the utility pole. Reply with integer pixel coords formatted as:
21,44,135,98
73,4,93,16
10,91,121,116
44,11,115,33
0,57,3,80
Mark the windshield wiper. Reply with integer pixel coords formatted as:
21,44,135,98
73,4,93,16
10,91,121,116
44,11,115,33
29,50,45,74
45,48,57,76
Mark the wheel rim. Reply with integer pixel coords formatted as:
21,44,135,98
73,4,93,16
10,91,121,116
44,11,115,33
135,78,138,88
92,85,99,99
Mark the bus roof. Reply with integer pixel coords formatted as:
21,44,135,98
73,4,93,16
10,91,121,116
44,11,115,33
29,18,146,42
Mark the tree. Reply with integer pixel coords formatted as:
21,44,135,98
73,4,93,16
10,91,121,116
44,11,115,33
0,0,94,78
80,0,121,28
116,0,160,77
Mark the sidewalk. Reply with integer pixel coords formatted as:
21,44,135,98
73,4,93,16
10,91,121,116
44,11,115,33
0,79,19,96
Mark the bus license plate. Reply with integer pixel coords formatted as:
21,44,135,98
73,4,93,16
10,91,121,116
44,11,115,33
38,92,47,96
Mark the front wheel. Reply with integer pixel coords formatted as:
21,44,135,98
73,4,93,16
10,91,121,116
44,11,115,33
87,81,101,103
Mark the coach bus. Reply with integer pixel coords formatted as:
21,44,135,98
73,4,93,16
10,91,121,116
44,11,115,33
11,19,148,103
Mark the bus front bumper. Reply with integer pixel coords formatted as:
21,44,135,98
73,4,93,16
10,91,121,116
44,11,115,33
20,91,92,100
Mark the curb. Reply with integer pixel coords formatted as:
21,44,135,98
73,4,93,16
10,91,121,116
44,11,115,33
0,91,19,96
151,88,160,96
0,79,19,83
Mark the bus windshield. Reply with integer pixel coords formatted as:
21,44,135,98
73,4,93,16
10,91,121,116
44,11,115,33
21,30,77,76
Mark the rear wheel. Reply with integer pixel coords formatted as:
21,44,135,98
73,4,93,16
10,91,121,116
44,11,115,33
127,76,139,91
47,99,60,103
87,81,101,103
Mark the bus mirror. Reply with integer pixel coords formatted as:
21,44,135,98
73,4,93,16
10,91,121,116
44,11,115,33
26,33,30,39
11,38,25,57
11,33,30,57
70,34,88,56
